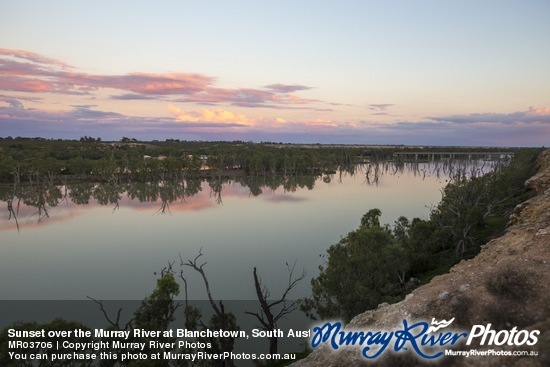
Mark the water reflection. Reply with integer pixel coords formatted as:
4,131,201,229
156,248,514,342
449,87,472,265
360,157,504,186
1,158,505,232
0,157,508,301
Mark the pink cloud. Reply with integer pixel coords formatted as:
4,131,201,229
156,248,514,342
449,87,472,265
178,87,317,108
0,49,215,97
69,72,214,95
526,106,550,116
0,58,58,77
168,104,253,125
0,48,319,109
0,48,72,68
0,76,58,92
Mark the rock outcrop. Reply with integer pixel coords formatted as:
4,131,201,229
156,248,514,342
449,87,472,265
293,149,550,367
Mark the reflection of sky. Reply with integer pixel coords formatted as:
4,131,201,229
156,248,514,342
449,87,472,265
0,168,447,301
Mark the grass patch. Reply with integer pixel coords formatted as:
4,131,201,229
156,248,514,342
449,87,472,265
450,295,473,327
485,265,533,300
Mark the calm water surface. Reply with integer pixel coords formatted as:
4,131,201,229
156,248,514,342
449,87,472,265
1,164,469,301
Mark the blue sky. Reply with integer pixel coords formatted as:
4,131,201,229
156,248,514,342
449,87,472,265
1,0,549,146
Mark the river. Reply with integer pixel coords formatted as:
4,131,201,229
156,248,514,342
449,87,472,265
0,160,497,301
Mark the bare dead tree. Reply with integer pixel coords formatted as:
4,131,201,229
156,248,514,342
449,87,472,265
87,296,134,331
182,249,221,315
245,261,307,355
181,248,236,367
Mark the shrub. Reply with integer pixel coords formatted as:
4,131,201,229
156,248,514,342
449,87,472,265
485,265,533,300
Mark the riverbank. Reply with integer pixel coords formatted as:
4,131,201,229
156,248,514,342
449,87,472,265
293,148,550,367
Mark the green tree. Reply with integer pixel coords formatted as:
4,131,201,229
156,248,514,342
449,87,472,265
133,273,180,331
90,271,188,367
393,216,410,246
303,209,408,321
360,208,382,228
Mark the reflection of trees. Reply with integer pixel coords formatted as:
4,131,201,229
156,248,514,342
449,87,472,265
21,182,63,222
127,182,159,202
238,173,318,195
236,176,263,197
2,182,21,232
6,197,20,231
1,158,509,231
208,177,229,205
284,174,316,192
156,180,187,214
68,182,95,205
123,179,203,213
2,173,65,228
357,157,507,187
336,164,356,183
93,182,124,211
184,178,202,197
265,175,283,192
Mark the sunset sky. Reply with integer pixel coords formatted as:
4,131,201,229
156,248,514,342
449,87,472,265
1,0,549,146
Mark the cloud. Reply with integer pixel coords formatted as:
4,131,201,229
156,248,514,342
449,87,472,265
377,119,549,147
428,106,550,125
264,84,312,93
1,48,545,147
70,106,124,120
368,104,394,111
168,104,252,125
0,48,72,68
0,48,214,96
0,75,59,93
110,93,159,100
0,48,320,109
63,72,214,95
0,95,24,109
526,106,550,116
71,104,97,109
2,102,547,146
177,87,317,108
0,104,123,124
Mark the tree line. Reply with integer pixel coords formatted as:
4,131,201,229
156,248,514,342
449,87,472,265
0,137,514,184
